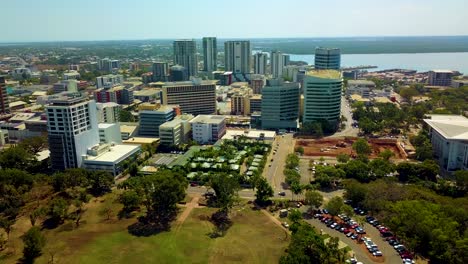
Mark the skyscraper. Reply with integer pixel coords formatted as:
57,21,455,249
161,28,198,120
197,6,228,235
314,48,341,70
46,92,100,170
152,62,169,82
173,40,198,77
303,70,342,129
261,79,300,130
224,41,251,74
254,52,268,75
202,37,217,73
0,76,10,114
270,51,285,78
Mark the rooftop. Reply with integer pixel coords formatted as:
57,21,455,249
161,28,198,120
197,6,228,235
348,80,376,86
122,137,159,145
84,144,140,163
190,115,225,124
430,70,454,73
134,89,161,97
423,115,468,140
162,80,217,87
306,70,342,79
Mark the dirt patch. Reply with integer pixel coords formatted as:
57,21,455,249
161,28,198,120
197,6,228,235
296,137,405,159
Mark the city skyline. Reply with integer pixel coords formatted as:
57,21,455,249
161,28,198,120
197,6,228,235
2,0,467,42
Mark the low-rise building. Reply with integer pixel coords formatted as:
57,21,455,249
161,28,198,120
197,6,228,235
451,79,468,88
423,115,468,174
159,114,194,146
139,104,177,137
82,143,141,176
98,123,122,144
428,70,453,86
190,115,226,144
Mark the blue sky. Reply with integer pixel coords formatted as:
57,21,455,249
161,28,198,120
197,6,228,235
2,0,467,42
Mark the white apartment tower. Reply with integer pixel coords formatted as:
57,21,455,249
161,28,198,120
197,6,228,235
203,37,217,73
271,50,285,78
224,41,251,74
46,93,100,170
254,52,268,75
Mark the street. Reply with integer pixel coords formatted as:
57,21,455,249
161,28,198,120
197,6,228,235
331,96,359,138
263,133,295,196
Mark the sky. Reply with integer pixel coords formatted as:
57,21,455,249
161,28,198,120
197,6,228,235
1,0,467,42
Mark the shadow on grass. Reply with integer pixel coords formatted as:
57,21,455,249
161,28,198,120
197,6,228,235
127,212,176,237
206,209,233,239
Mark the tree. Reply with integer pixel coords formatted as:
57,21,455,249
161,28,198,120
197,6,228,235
19,136,48,154
344,180,368,206
51,168,88,192
336,153,350,163
326,196,345,217
119,189,142,213
304,190,323,209
99,206,114,221
400,87,419,102
22,226,46,262
29,207,46,227
379,149,394,161
290,182,303,201
342,160,370,182
119,110,135,122
454,170,468,192
254,177,274,205
87,171,114,196
295,146,304,155
0,217,14,240
209,173,240,211
129,163,139,176
47,198,69,224
369,158,395,179
0,146,37,171
352,139,372,156
288,209,303,225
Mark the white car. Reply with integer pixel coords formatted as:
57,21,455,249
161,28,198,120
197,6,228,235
372,251,383,256
282,222,289,228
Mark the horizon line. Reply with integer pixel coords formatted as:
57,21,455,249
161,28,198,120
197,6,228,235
1,35,468,44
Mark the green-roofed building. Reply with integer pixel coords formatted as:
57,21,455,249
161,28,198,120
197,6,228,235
303,70,343,129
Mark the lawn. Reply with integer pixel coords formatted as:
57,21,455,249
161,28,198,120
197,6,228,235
3,193,288,264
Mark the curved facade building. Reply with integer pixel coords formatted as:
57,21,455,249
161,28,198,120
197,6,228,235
303,70,342,128
314,47,341,70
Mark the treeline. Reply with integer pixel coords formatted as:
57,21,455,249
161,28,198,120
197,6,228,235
344,179,468,264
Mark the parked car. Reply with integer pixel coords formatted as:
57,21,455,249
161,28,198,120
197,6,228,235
278,191,286,196
282,222,290,228
351,234,358,240
346,232,353,237
373,251,383,257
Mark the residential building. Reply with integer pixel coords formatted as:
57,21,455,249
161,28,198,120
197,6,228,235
314,47,341,70
53,80,78,94
96,74,124,88
69,64,80,71
424,115,468,173
159,114,194,146
203,37,217,73
173,40,198,77
0,76,10,114
83,143,141,176
138,105,176,137
283,54,290,66
254,52,268,75
152,62,169,82
271,51,285,78
62,70,80,80
283,65,299,82
224,41,251,74
428,70,454,86
96,102,121,123
250,74,265,94
46,92,100,170
303,70,343,128
261,79,300,130
346,80,376,98
249,95,262,113
99,58,120,72
98,123,122,144
93,85,133,105
231,91,250,116
190,115,226,144
161,79,216,115
170,65,188,81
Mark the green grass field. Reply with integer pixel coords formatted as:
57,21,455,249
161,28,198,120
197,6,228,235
3,194,288,264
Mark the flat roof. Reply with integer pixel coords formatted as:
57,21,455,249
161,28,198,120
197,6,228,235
306,70,342,79
134,89,161,96
423,115,468,140
348,80,375,85
98,123,116,129
162,80,217,87
122,137,159,145
222,129,276,140
84,144,140,163
9,101,27,107
120,124,138,134
190,115,225,124
430,70,454,73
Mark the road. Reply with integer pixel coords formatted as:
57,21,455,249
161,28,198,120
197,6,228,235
330,96,359,138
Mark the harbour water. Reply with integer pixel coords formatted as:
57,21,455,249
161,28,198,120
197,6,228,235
288,52,468,74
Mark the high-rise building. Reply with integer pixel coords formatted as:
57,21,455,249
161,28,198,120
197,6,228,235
139,105,176,137
0,76,10,114
271,51,285,78
283,65,300,82
224,41,251,74
173,40,198,78
152,62,169,82
428,70,454,86
254,52,268,75
170,65,188,81
250,74,265,94
96,102,121,123
161,80,216,115
314,48,341,70
46,92,100,170
99,59,121,72
283,54,290,67
261,79,300,130
202,37,217,73
93,86,133,105
303,70,343,128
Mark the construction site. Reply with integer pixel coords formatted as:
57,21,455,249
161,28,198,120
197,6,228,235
295,137,408,160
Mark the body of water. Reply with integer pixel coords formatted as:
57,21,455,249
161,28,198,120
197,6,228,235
288,52,468,74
